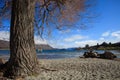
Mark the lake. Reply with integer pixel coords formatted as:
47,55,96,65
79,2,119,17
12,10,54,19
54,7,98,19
0,49,120,59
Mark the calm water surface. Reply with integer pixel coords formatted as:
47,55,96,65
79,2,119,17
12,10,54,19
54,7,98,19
0,49,120,59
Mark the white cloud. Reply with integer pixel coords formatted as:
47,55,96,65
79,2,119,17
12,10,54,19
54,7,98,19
64,35,88,42
1,30,120,48
0,31,10,41
102,31,110,37
50,43,72,49
74,36,120,48
111,31,120,39
34,36,47,44
52,30,120,48
75,40,100,47
59,29,71,34
0,31,47,44
100,37,105,40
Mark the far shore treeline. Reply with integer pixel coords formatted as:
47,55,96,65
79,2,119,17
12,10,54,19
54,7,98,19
77,42,120,50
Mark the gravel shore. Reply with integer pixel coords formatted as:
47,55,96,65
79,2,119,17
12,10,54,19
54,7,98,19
25,58,120,80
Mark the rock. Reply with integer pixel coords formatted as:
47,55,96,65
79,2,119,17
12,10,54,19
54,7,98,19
83,51,98,58
99,51,117,59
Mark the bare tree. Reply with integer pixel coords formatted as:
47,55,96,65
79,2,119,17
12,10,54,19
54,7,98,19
0,0,91,78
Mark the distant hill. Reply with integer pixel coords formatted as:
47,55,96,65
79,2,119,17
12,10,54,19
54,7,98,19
0,40,9,49
36,44,53,50
0,40,53,50
82,42,120,50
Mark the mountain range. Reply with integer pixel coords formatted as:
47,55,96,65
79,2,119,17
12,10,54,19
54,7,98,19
0,40,53,50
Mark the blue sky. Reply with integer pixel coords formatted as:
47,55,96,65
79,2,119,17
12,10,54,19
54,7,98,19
48,0,120,48
0,0,120,48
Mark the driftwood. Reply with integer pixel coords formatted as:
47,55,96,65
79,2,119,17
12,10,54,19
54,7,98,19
83,51,117,60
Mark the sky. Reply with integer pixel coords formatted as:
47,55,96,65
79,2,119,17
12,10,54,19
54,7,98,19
0,0,120,48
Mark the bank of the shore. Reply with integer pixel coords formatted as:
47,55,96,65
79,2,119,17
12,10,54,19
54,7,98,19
24,58,120,80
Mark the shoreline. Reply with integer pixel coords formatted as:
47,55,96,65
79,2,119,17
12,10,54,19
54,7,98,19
0,54,120,61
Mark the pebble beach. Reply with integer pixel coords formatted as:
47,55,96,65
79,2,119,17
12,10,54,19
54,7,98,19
25,58,120,80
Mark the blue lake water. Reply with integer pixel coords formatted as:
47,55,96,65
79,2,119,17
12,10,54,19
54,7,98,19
0,49,120,59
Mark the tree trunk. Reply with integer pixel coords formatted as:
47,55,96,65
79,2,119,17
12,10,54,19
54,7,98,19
4,0,39,78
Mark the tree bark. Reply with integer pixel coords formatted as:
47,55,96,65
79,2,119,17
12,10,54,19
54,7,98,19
4,0,39,78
